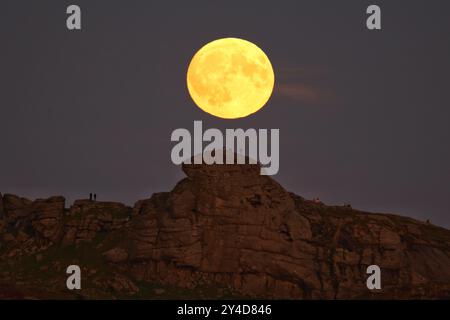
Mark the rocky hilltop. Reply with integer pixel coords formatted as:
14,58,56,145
1,162,450,299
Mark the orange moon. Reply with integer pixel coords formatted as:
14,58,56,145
187,38,275,119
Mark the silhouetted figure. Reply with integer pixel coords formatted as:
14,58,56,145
94,194,97,201
426,219,430,224
89,193,92,201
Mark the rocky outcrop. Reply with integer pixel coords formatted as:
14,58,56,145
0,195,66,258
1,161,450,299
2,194,33,224
121,162,450,299
0,196,65,244
0,197,131,258
31,196,65,243
61,200,130,246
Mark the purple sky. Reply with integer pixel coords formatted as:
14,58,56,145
1,1,450,228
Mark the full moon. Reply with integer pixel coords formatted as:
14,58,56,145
187,38,275,119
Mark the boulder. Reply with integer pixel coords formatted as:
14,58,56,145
2,194,32,223
31,196,65,242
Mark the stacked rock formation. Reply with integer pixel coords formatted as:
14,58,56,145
120,162,450,298
0,161,450,299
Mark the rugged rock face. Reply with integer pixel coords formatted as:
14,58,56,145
61,200,130,246
2,194,33,224
0,195,66,260
126,163,316,297
31,196,66,243
122,162,450,299
1,162,450,299
0,196,130,259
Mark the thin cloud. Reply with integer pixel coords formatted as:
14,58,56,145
276,83,321,103
275,65,334,105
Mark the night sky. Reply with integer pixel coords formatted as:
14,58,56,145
1,1,450,227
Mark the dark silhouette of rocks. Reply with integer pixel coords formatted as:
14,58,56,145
0,161,450,299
